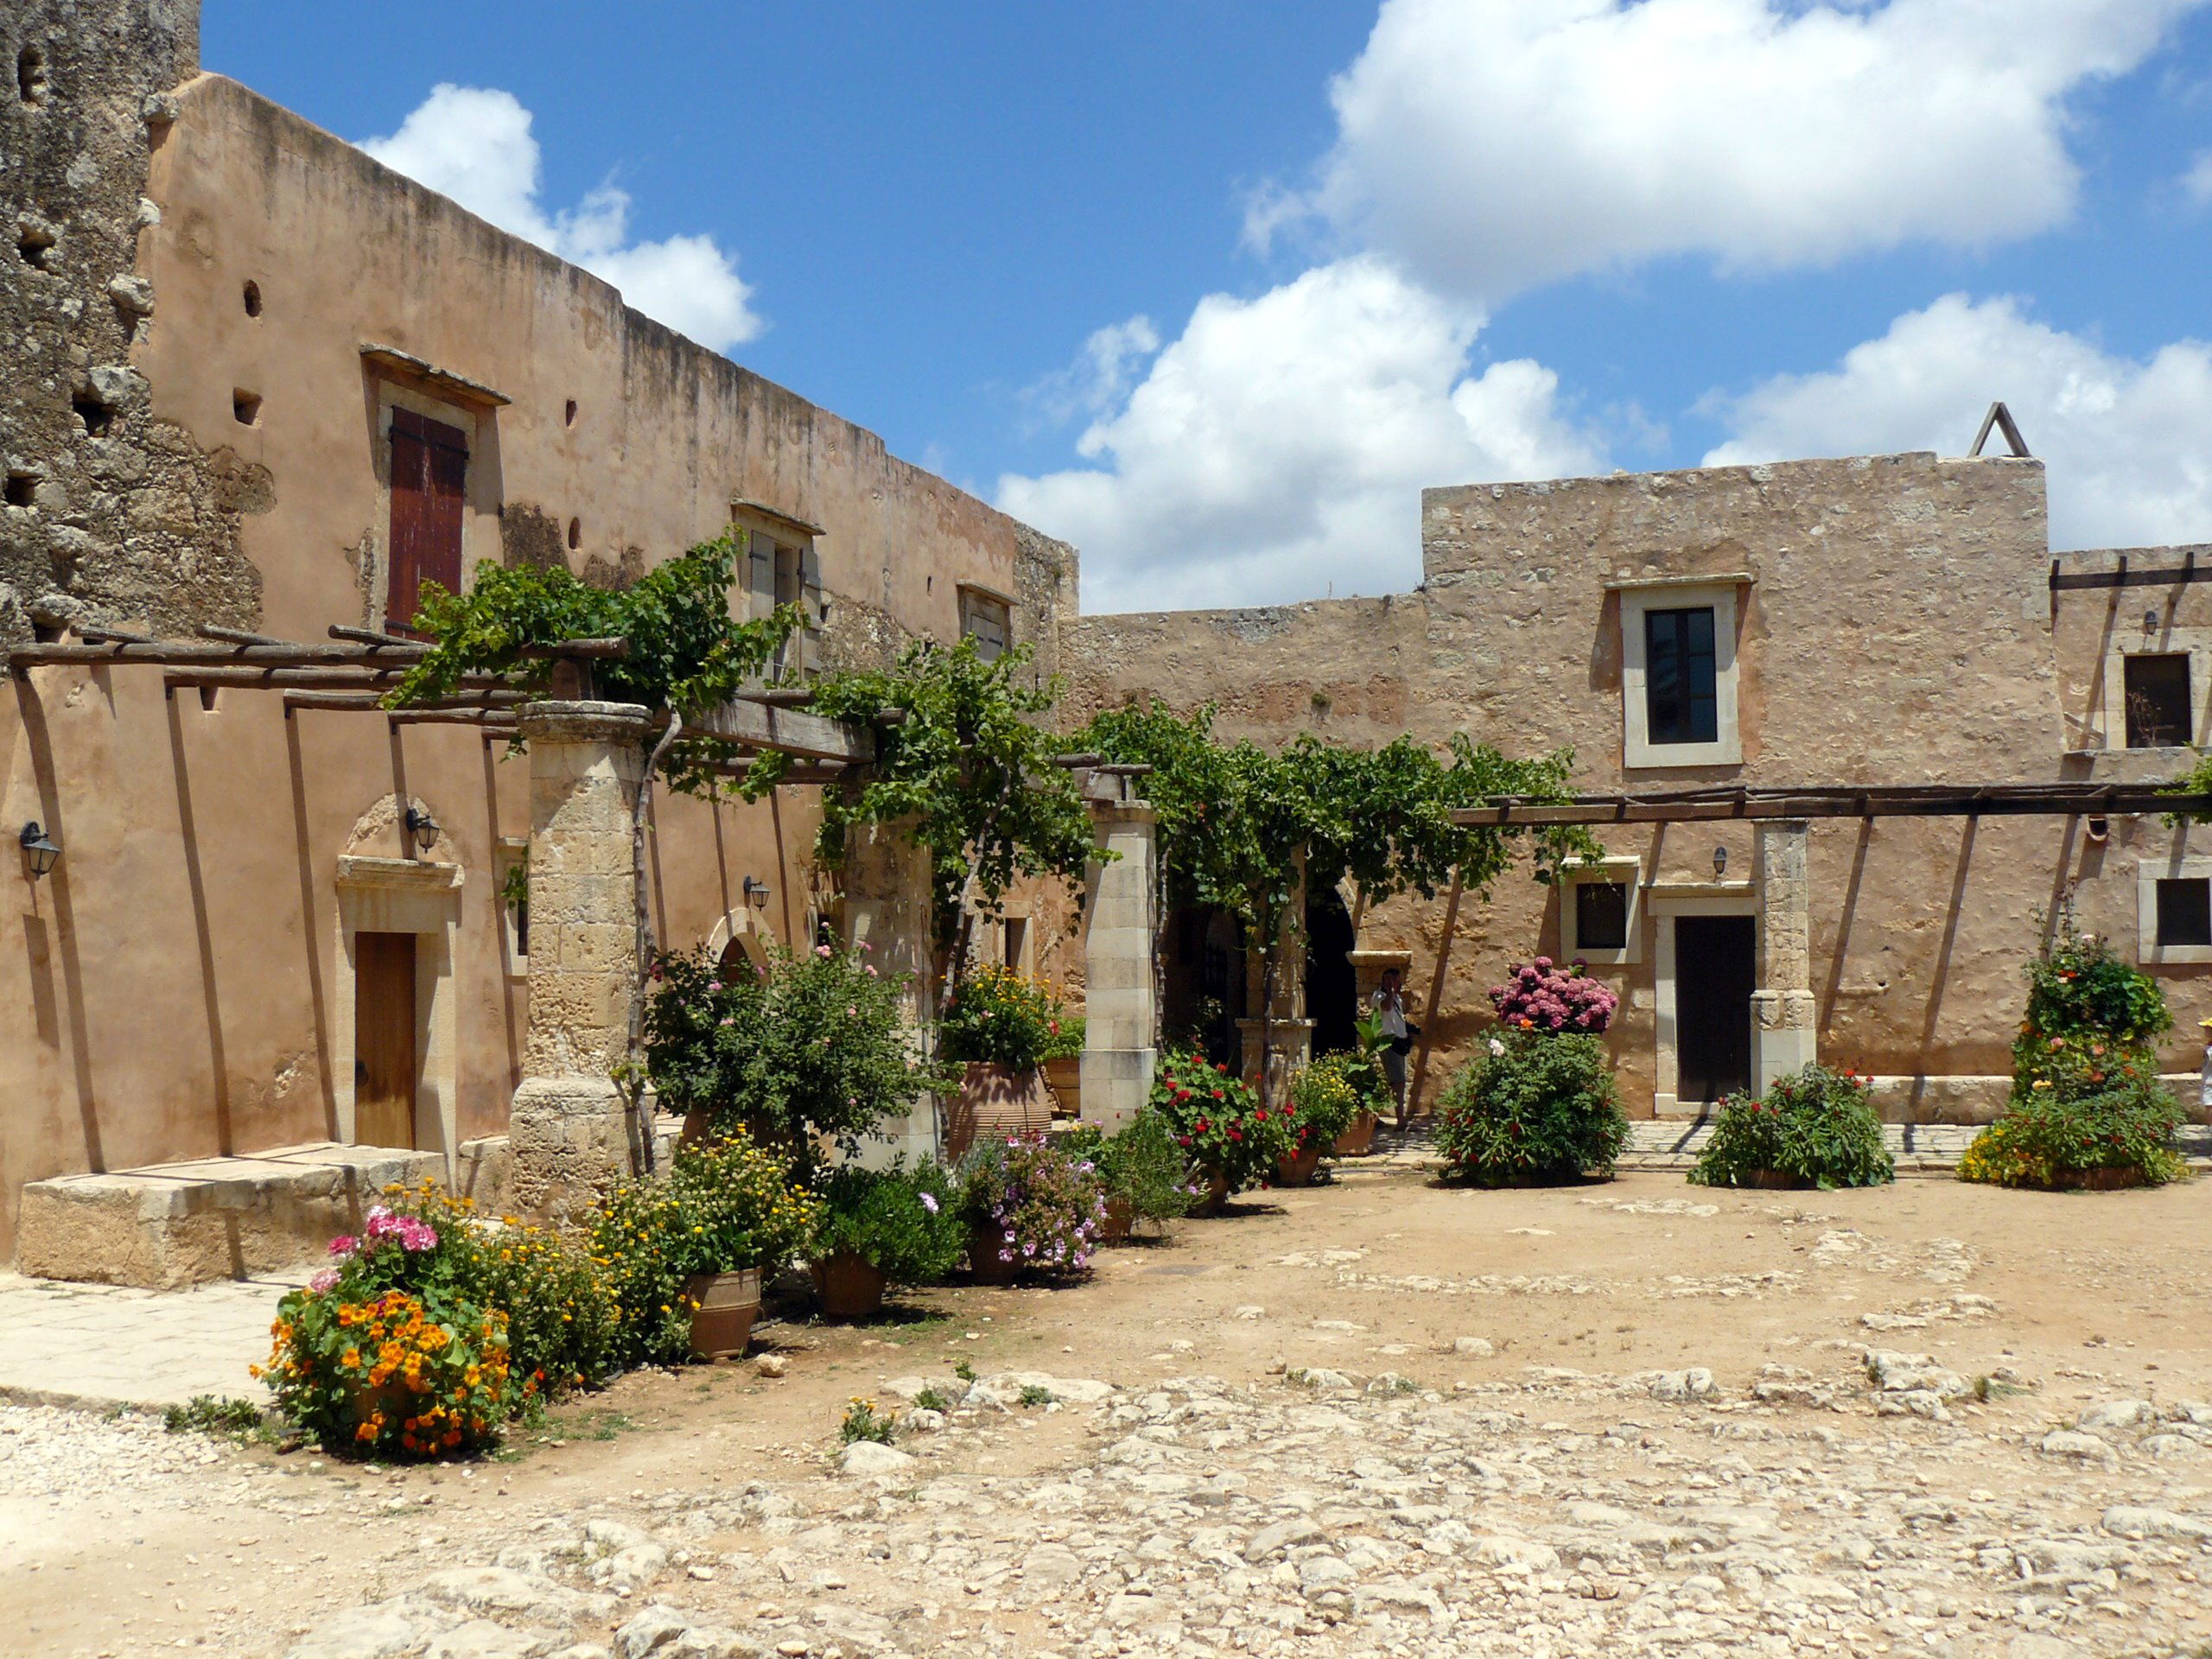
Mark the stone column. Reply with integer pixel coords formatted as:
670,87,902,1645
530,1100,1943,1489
1079,798,1159,1132
509,701,651,1224
841,820,939,1166
1751,819,1818,1090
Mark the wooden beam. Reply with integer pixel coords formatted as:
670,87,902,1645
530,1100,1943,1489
281,690,523,711
690,697,874,764
162,667,504,690
14,640,427,667
1452,785,2212,827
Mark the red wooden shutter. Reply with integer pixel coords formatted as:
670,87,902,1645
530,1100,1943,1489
387,408,467,636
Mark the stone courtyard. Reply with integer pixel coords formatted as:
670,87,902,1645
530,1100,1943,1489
8,1155,2212,1659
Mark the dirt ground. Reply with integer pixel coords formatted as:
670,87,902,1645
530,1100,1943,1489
6,1159,2212,1657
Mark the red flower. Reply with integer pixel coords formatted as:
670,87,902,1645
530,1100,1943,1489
1255,1109,1268,1122
1228,1128,1243,1141
1195,1118,1210,1134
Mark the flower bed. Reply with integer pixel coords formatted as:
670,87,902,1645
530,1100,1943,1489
1688,1065,1895,1191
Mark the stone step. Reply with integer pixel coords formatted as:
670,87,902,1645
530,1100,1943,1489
16,1141,445,1289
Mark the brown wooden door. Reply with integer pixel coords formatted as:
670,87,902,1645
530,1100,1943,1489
1675,914,1755,1105
354,931,417,1147
388,408,467,636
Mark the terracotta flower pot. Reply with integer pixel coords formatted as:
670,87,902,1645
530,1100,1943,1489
1276,1144,1324,1187
1332,1111,1377,1158
1192,1169,1232,1214
1744,1169,1807,1190
1098,1197,1135,1243
683,1268,763,1360
969,1225,1022,1284
942,1063,1055,1163
1041,1056,1083,1120
2049,1165,2148,1191
812,1250,888,1320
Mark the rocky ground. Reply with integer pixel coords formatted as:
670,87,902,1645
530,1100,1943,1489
6,1164,2212,1659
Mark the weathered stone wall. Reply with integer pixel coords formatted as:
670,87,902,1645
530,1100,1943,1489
0,0,264,644
1063,454,2212,1118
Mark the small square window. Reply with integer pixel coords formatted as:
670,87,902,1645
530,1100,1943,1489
1574,882,1630,951
2156,878,2211,948
1644,607,1718,747
2124,653,2191,748
960,588,1011,662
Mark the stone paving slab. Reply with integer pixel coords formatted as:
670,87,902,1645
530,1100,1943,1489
0,1270,290,1413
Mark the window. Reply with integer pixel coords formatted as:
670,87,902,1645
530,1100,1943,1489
1645,607,1718,747
738,519,819,677
2124,652,2191,749
495,840,530,972
388,407,467,637
1002,915,1028,970
1574,882,1630,950
1616,578,1745,769
959,587,1011,662
2157,879,2211,948
1560,855,1643,963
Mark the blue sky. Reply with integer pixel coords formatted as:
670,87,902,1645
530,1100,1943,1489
203,1,2212,613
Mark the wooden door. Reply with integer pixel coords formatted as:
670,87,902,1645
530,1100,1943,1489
354,931,418,1147
1675,915,1754,1105
387,408,467,636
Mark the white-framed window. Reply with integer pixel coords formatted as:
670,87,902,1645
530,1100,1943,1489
1614,577,1746,769
2139,855,2212,965
2102,633,2209,751
1559,854,1644,965
958,584,1012,661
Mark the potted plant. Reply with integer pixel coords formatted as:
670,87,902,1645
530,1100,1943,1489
1281,1054,1365,1185
1689,1065,1895,1191
1040,1013,1086,1118
1434,1027,1628,1186
1063,1111,1196,1241
589,1132,818,1363
957,1131,1105,1281
1150,1046,1294,1209
1329,1009,1397,1155
938,965,1070,1158
806,1159,967,1319
644,942,954,1174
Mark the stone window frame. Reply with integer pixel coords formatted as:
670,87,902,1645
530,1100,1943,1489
1611,575,1748,770
2138,852,2212,966
370,378,495,633
1558,854,1645,966
2100,629,2212,753
493,836,530,977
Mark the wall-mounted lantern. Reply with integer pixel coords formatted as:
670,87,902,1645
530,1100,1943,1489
742,874,772,910
19,821,61,880
403,805,440,855
1712,845,1729,880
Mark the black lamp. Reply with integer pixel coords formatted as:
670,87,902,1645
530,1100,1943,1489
19,821,60,879
1712,844,1728,879
403,805,440,855
742,874,771,910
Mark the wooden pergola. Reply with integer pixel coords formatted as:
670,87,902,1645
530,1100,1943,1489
1452,781,2212,827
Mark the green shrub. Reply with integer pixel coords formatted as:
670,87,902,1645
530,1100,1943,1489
1150,1046,1294,1192
1960,1084,2188,1188
938,964,1072,1070
808,1159,966,1286
1065,1111,1197,1224
1434,1030,1627,1185
1287,1054,1367,1150
2013,932,2171,1080
257,1286,509,1459
958,1132,1105,1277
1688,1065,1895,1190
588,1133,820,1366
163,1395,264,1437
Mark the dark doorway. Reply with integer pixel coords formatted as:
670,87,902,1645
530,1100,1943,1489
354,931,418,1147
1163,904,1247,1071
1306,889,1357,1057
1675,914,1754,1105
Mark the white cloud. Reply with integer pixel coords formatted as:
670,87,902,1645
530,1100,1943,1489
361,85,762,352
2187,150,2212,206
998,257,1603,613
1022,317,1162,428
1705,294,2212,550
1263,0,2203,302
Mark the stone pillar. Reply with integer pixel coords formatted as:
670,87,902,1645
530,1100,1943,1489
509,701,651,1224
841,821,939,1167
1079,798,1159,1132
1751,819,1818,1091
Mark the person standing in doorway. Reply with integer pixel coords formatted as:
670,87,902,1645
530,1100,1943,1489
1372,967,1418,1128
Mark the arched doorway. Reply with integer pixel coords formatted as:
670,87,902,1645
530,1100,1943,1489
1306,887,1357,1057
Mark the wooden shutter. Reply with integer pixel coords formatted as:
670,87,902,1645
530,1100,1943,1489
388,408,467,636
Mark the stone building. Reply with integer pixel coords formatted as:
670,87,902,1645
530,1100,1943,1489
0,0,1076,1266
1062,453,2212,1125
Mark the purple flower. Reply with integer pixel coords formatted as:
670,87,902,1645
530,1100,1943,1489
920,1192,940,1215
